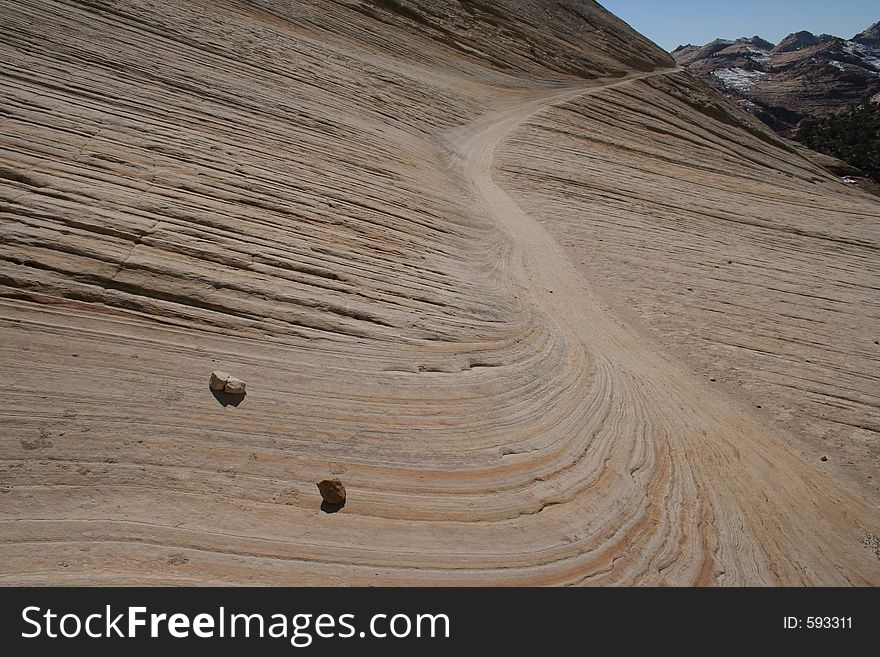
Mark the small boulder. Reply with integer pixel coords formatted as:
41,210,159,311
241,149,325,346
223,376,246,395
209,370,230,391
317,479,346,504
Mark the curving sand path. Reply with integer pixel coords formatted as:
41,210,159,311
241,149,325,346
1,0,878,585
439,69,880,585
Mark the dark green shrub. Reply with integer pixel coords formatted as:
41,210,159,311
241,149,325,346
796,97,880,181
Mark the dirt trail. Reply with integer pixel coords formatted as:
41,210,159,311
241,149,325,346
440,69,880,585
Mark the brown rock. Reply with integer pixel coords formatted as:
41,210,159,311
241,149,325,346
209,370,230,391
317,479,346,504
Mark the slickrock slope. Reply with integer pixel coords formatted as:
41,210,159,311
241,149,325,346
1,0,878,585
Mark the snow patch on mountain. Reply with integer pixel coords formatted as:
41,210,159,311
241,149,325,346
712,67,767,91
747,47,771,63
843,41,880,71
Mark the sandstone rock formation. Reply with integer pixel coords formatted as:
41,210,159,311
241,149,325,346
0,0,878,585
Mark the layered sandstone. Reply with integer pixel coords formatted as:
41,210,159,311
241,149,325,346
0,0,877,585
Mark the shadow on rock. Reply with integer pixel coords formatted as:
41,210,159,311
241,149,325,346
211,387,246,407
320,500,345,514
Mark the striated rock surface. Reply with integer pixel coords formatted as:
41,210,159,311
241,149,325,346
0,1,878,585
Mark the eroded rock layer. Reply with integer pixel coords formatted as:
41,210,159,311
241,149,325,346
1,0,878,585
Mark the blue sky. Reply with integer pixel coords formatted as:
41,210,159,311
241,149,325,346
599,1,878,51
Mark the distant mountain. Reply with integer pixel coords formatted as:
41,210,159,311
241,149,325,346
853,21,880,47
772,30,824,53
673,22,880,135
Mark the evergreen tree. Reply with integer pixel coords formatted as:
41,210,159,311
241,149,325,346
796,97,880,181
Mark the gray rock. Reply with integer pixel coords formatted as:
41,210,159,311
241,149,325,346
223,376,246,395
